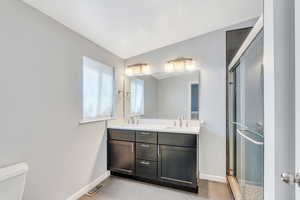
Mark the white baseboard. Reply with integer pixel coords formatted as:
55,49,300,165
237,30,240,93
66,171,110,200
199,173,227,183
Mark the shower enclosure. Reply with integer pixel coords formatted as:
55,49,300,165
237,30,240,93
227,21,264,200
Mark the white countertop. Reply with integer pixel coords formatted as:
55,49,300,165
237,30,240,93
108,124,200,135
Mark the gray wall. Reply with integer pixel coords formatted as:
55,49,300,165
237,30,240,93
0,1,124,200
138,76,158,118
126,19,257,180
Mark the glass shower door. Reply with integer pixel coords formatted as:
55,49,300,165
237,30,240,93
231,31,264,200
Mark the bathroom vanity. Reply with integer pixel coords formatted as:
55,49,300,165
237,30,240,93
107,124,200,193
107,67,201,192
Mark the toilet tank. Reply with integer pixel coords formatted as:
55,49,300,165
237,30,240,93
0,163,29,200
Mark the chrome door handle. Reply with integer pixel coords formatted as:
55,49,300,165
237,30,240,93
281,172,300,186
232,122,264,138
295,173,300,187
281,173,294,184
236,129,264,145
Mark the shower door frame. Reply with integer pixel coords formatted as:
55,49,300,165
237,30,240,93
227,68,237,177
226,27,252,177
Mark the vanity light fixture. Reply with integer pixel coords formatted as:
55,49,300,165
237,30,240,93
125,63,151,76
165,57,197,73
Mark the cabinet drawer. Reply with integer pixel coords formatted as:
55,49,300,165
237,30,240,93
158,133,196,147
108,129,135,141
136,131,157,144
136,160,157,179
136,143,157,161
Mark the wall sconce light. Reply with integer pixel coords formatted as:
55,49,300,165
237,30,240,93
165,57,197,73
125,63,151,76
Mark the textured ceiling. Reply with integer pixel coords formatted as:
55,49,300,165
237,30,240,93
23,0,262,58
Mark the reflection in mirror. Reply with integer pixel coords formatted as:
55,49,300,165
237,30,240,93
130,78,144,116
125,71,200,120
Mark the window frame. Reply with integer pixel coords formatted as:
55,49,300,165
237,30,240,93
79,56,116,125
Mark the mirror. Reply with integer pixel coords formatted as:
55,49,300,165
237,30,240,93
124,71,200,120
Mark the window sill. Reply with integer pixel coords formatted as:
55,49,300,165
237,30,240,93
79,117,115,125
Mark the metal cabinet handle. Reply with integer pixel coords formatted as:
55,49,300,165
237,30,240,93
140,144,150,148
112,168,133,173
132,143,134,153
158,145,160,156
160,177,193,184
140,161,150,165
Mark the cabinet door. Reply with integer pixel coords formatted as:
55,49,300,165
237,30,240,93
108,140,135,175
158,145,197,186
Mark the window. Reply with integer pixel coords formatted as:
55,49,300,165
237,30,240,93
82,57,114,122
130,78,144,116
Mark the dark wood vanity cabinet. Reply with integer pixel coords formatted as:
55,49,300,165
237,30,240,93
158,145,197,186
158,133,197,186
136,143,157,161
136,159,157,179
136,131,157,144
108,129,135,141
108,140,135,175
108,129,135,175
107,129,198,193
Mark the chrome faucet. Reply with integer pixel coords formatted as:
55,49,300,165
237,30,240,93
178,114,184,127
185,120,189,127
128,116,135,124
173,120,177,127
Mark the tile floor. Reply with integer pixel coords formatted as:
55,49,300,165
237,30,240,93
241,184,263,200
79,176,233,200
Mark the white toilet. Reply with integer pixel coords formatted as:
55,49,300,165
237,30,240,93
0,163,29,200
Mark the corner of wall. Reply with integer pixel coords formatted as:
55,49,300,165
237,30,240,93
66,171,110,200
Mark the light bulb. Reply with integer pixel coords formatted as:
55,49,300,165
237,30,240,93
125,67,133,76
186,60,197,71
142,64,151,74
174,61,184,72
165,63,174,73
